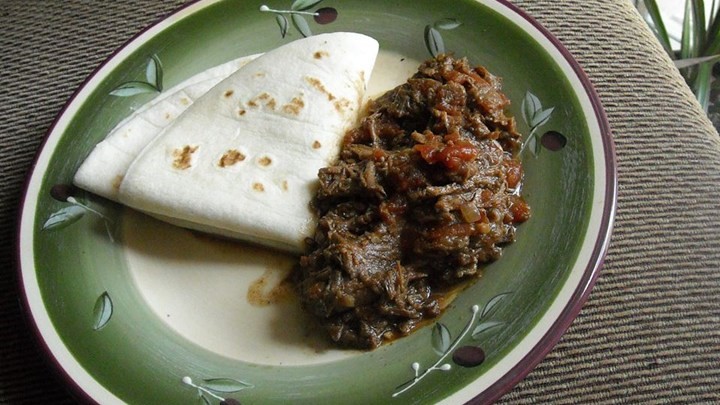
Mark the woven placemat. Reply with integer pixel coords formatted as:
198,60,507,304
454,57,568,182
1,0,719,403
500,1,720,403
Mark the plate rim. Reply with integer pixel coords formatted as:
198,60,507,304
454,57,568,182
14,0,618,404
459,1,617,403
15,2,220,404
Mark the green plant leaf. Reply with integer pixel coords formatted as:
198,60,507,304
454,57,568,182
92,292,113,331
291,14,312,37
431,323,452,355
424,25,444,57
434,18,462,30
643,0,675,56
471,321,505,339
709,0,718,24
693,60,714,110
42,205,86,231
705,22,720,55
674,54,720,68
276,14,289,38
203,378,253,393
291,0,323,11
704,0,720,54
693,0,707,45
110,81,158,97
681,0,698,60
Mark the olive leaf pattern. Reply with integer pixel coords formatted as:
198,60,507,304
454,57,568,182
260,1,338,38
92,291,113,331
472,291,511,338
43,205,86,231
431,323,452,355
424,18,462,58
44,184,115,242
519,91,566,157
392,293,511,398
182,376,253,405
110,55,163,97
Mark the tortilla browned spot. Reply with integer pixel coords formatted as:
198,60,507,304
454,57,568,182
282,180,289,191
172,145,198,170
333,98,351,114
258,156,272,166
238,108,247,116
314,50,329,59
253,182,265,192
224,90,234,98
282,96,305,115
219,149,246,167
248,93,277,110
312,140,322,149
111,175,123,191
305,76,335,101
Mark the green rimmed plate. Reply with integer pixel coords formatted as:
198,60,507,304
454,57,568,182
17,0,616,403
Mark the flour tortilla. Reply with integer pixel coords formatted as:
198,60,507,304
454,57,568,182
74,54,260,200
117,32,379,253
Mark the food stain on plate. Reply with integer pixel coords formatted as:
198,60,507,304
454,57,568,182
122,210,359,366
246,263,294,307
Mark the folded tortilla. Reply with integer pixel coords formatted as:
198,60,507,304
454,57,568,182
74,54,261,201
112,32,378,253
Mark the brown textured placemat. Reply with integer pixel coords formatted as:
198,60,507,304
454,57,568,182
1,0,719,404
500,1,720,403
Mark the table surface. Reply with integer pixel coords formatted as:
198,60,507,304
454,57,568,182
2,0,719,403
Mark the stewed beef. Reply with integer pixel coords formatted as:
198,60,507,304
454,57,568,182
295,54,530,349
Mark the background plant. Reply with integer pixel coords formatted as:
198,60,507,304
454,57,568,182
636,0,720,129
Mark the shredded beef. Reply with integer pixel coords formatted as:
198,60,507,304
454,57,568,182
295,54,531,349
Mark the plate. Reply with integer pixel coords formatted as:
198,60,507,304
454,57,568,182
17,0,616,403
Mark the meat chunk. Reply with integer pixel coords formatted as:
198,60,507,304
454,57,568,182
295,54,530,349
